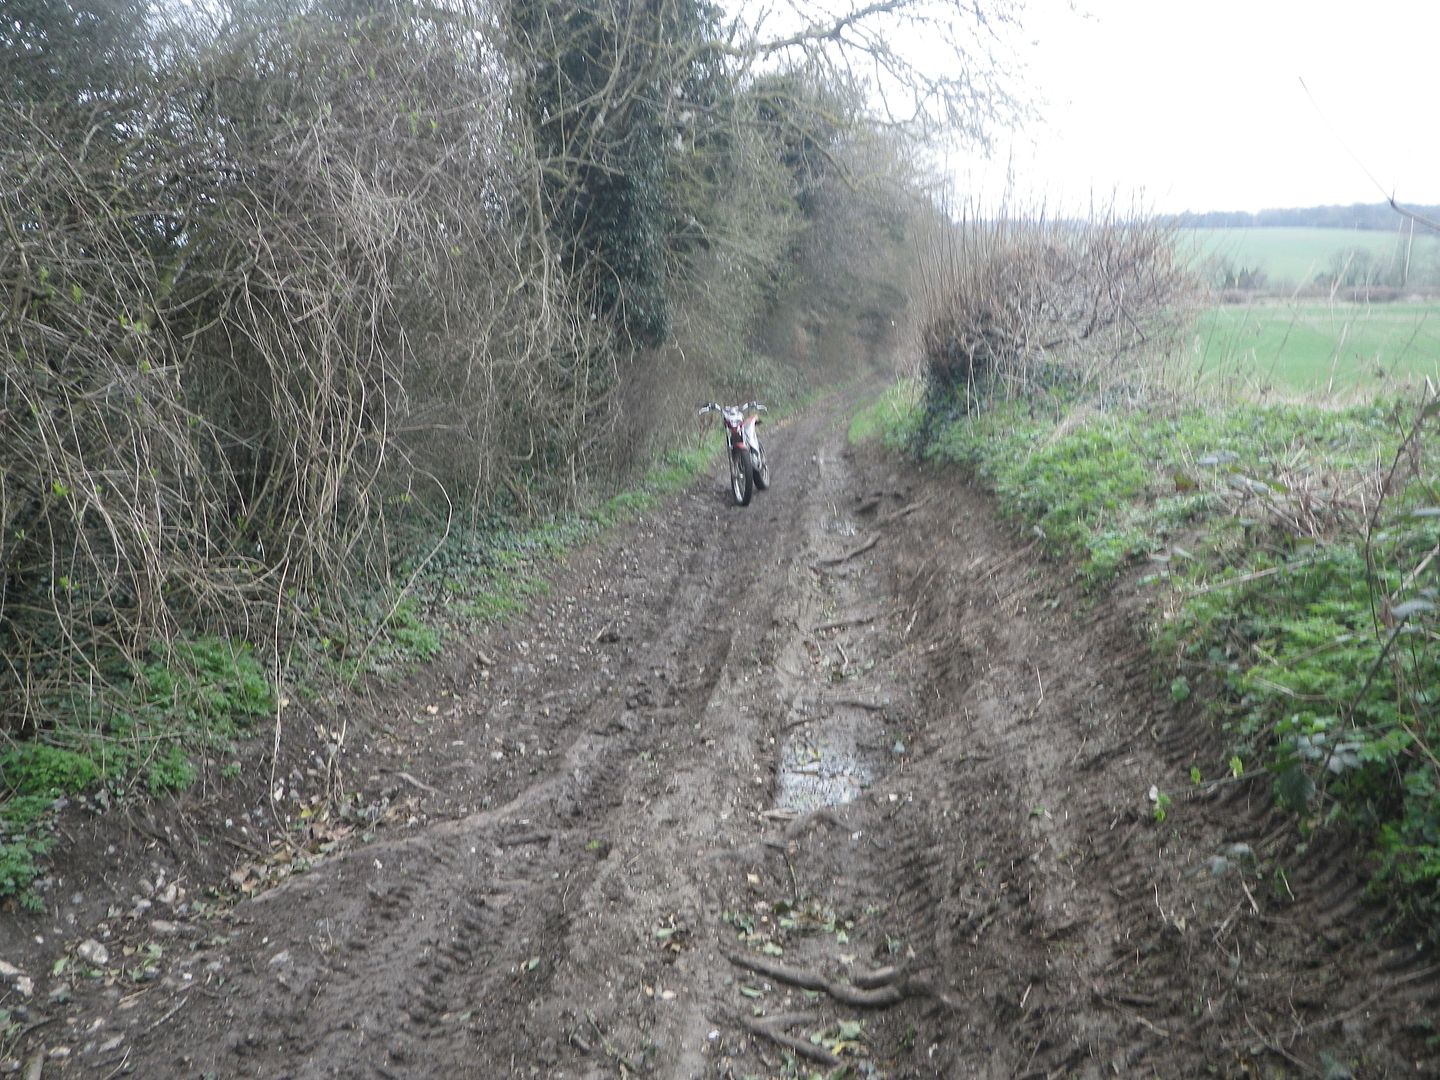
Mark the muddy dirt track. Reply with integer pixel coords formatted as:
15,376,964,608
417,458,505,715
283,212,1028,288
5,385,1439,1078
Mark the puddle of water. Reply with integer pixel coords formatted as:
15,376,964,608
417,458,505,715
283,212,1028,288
776,708,887,812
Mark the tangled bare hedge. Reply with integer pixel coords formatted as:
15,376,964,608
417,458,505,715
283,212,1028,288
0,5,625,730
916,208,1197,411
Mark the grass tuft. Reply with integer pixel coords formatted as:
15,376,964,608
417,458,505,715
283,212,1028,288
848,380,922,446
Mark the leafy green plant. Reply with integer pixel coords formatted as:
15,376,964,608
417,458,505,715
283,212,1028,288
0,834,52,911
385,600,445,662
136,637,273,735
1150,787,1173,823
849,380,922,446
0,795,60,910
0,745,98,797
146,744,198,795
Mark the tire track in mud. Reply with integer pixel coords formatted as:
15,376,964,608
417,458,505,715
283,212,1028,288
205,588,739,1080
682,441,1439,1079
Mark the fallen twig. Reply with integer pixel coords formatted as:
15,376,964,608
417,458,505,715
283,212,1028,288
879,495,933,524
811,612,882,633
814,534,879,568
141,993,190,1038
496,829,551,848
392,771,441,796
1091,984,1172,1038
220,834,268,858
1245,1012,1318,1076
99,1049,133,1080
1238,877,1260,915
725,950,903,1007
1185,555,1323,598
586,1011,641,1075
740,1014,841,1068
827,696,887,712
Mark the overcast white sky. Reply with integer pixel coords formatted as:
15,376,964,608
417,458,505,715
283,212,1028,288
952,0,1440,214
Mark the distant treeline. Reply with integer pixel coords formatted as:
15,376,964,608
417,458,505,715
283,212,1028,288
1169,203,1440,231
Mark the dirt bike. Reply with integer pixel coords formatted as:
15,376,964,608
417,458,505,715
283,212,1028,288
698,401,769,506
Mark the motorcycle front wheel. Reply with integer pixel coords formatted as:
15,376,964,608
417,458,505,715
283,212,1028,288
730,447,754,506
751,442,770,491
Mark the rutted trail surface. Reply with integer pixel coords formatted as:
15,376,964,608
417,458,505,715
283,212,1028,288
13,387,1439,1077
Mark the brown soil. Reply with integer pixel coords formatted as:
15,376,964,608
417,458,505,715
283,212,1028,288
2,385,1437,1078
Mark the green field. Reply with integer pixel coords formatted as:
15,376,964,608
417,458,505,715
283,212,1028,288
1181,226,1440,288
1188,300,1440,395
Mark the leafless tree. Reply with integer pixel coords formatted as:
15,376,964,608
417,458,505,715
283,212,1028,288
726,0,1029,146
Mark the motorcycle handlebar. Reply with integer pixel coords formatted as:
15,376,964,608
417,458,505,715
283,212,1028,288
696,401,766,415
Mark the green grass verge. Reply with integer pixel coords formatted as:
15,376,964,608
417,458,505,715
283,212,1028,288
372,440,718,655
848,379,922,446
874,384,1440,937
